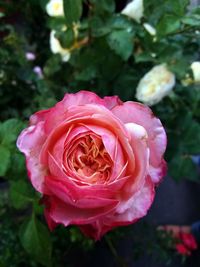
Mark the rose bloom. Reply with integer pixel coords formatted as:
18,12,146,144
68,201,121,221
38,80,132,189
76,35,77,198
121,0,144,23
17,91,167,240
46,0,64,17
175,243,191,256
136,64,175,106
179,232,198,251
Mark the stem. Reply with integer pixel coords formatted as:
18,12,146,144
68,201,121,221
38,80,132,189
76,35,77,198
105,236,128,267
167,26,194,36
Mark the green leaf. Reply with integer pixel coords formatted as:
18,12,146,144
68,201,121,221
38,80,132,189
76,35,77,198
19,215,52,267
157,15,180,35
169,0,189,16
55,27,75,48
0,119,24,146
10,180,35,209
107,30,134,60
181,14,200,26
90,0,115,14
90,17,111,37
181,118,200,154
169,155,199,182
134,52,155,63
63,0,82,24
0,12,5,18
43,55,62,76
76,66,97,81
0,146,10,176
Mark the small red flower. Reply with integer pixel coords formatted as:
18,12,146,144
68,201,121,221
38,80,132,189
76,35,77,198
175,243,191,256
180,232,198,251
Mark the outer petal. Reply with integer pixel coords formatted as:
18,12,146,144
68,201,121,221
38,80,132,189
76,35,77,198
43,194,118,227
102,95,123,110
112,102,167,183
43,91,123,134
30,109,51,126
16,122,48,193
122,122,149,194
80,176,154,240
45,175,118,209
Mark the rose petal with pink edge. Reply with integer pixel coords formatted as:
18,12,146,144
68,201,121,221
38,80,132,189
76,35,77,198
43,91,105,134
16,122,48,193
102,95,123,109
30,109,51,126
45,176,118,209
105,176,155,226
122,122,149,194
112,102,167,183
43,195,118,227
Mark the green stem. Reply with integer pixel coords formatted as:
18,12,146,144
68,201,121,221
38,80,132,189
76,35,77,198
167,26,194,36
105,236,128,267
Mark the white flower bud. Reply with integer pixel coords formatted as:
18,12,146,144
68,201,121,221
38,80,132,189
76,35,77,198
50,30,71,62
46,0,64,17
143,23,156,36
191,61,200,83
136,64,175,106
121,0,144,23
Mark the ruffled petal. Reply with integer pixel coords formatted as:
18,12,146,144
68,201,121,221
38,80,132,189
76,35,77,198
112,102,167,183
16,122,48,193
43,194,118,228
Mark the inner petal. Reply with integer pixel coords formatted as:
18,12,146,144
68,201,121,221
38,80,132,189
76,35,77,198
64,133,113,185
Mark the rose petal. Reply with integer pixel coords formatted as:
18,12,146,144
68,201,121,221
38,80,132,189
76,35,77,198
112,102,167,183
43,194,118,227
17,122,47,193
80,176,154,240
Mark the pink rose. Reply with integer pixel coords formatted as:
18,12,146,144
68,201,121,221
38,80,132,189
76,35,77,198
17,91,167,240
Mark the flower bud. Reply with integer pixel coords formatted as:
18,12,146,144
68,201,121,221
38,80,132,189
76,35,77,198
136,64,175,106
191,61,200,83
121,0,144,23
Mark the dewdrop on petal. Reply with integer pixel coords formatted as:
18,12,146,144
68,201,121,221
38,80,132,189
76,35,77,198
121,0,144,23
50,30,71,62
136,64,175,106
46,0,64,17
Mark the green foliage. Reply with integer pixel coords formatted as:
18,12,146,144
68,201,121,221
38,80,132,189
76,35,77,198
9,180,35,209
0,146,10,176
157,15,181,35
107,29,134,60
19,214,52,267
90,0,115,14
63,0,83,24
0,119,25,177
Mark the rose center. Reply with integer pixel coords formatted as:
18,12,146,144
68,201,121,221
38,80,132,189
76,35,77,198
66,134,113,184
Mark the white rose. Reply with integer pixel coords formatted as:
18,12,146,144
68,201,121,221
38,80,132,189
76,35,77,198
136,64,175,106
121,0,144,23
46,0,64,17
50,30,71,62
191,61,200,83
143,23,156,36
